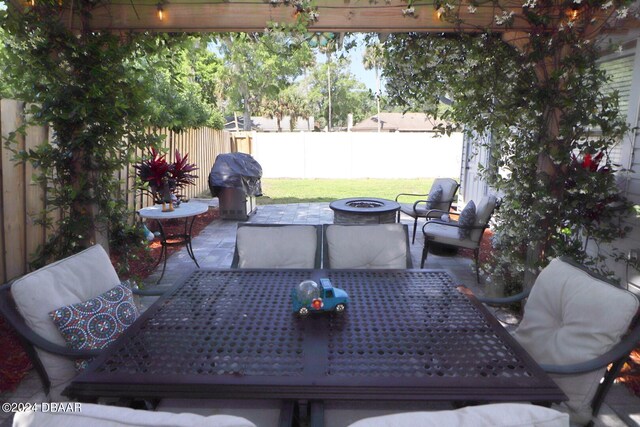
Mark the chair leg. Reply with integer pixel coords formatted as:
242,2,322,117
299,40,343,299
421,241,430,268
412,217,418,244
474,248,480,284
590,357,628,419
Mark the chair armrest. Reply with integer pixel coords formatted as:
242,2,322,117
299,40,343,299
0,286,101,359
423,209,453,217
540,323,640,374
477,289,531,305
395,192,429,202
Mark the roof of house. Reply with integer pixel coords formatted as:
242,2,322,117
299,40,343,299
351,112,446,132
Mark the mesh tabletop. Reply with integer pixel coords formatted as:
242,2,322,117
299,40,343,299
65,269,565,403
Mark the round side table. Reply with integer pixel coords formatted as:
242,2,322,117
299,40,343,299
138,201,209,284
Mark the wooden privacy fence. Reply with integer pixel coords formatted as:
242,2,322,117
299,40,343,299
0,99,232,283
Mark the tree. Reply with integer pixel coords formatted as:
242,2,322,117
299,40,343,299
299,57,375,129
1,6,173,268
363,42,385,132
144,36,225,132
216,32,314,130
259,86,312,132
383,2,633,289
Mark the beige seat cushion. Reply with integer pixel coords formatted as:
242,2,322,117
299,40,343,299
12,403,256,427
469,195,496,241
236,225,318,268
346,403,569,427
326,224,409,269
513,258,639,424
11,245,121,391
422,222,478,249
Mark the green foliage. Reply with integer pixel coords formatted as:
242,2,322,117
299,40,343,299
0,5,168,268
299,56,375,128
384,4,633,288
144,36,225,131
216,32,314,126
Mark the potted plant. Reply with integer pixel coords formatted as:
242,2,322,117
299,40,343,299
134,148,198,212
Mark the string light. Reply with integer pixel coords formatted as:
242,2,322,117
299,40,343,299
29,0,35,6
566,5,580,21
157,3,164,20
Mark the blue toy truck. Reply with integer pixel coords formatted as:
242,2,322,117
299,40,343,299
292,278,349,317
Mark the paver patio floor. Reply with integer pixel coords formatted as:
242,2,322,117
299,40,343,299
1,200,638,427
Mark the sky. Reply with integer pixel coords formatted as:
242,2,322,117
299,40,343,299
349,38,379,93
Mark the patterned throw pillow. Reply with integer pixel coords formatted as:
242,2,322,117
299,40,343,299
49,283,139,371
458,201,476,240
425,185,443,210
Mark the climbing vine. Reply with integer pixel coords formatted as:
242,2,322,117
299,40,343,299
1,4,168,269
383,0,635,289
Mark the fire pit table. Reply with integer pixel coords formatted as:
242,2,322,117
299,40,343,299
330,197,400,224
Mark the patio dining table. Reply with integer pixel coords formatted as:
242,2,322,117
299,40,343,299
64,269,565,406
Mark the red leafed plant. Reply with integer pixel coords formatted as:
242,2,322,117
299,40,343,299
170,150,198,190
134,149,197,202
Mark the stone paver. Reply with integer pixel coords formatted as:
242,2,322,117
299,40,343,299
1,201,638,426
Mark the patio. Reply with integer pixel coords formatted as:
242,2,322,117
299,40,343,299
2,200,638,427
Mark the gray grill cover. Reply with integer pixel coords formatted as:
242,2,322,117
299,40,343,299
208,153,263,197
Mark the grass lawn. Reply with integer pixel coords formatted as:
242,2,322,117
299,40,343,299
257,178,440,205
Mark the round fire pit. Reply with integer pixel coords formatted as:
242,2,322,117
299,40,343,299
330,197,400,225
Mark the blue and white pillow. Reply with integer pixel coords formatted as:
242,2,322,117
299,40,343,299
458,201,476,240
49,283,139,371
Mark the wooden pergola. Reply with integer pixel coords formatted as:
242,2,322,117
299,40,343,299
7,0,617,34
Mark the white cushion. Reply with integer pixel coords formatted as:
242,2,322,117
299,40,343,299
12,402,256,427
513,258,639,424
423,222,478,249
158,398,282,427
326,224,408,269
346,403,569,427
237,225,317,268
11,245,121,391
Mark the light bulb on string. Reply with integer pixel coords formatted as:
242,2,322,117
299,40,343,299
157,3,164,21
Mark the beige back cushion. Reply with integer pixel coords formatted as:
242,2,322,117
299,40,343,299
13,403,257,427
513,258,639,423
11,245,121,391
236,225,318,268
431,178,458,212
469,195,497,242
347,403,569,427
326,224,408,269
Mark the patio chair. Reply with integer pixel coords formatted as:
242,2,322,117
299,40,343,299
0,245,167,400
323,224,413,269
395,178,459,244
420,195,498,283
476,257,640,426
310,403,569,427
231,223,322,268
13,402,257,427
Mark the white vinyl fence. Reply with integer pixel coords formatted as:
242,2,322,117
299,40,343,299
252,132,463,179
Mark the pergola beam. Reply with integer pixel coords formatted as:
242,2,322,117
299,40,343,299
13,0,533,33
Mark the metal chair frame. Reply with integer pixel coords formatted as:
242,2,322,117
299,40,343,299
420,199,499,283
477,256,640,425
395,179,460,244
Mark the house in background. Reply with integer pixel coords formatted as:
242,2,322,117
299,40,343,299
460,30,640,290
351,112,447,132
